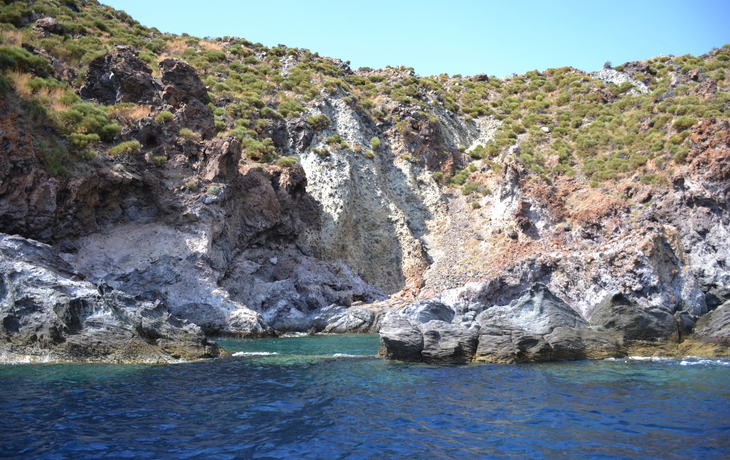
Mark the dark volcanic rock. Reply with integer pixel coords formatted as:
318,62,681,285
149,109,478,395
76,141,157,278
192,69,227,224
80,46,160,105
159,58,211,106
175,98,216,140
0,233,226,363
378,299,480,363
288,117,314,151
589,293,680,344
379,284,621,364
473,284,619,363
677,300,730,357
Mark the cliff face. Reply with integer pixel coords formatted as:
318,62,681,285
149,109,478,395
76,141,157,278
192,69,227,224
1,1,729,361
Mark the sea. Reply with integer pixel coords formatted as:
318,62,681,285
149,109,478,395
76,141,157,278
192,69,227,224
0,334,728,459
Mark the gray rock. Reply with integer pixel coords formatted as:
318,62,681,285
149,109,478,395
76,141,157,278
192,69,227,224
378,299,478,363
590,68,649,95
589,293,680,344
689,300,730,348
473,284,621,363
378,313,424,361
0,234,225,363
380,283,622,364
401,300,455,324
420,320,480,363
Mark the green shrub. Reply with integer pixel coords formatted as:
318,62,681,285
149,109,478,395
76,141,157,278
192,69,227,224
109,141,141,156
370,136,382,150
672,116,697,131
278,98,304,118
152,156,167,167
242,137,275,161
0,46,53,76
179,128,201,141
70,133,100,149
325,134,343,145
470,200,481,209
461,181,480,195
307,114,330,130
155,111,174,124
185,180,198,191
276,156,298,167
58,103,119,142
364,150,375,159
469,144,486,159
0,74,9,96
58,90,81,106
640,174,669,187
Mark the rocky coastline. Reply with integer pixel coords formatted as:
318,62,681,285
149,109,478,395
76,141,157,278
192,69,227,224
1,6,729,363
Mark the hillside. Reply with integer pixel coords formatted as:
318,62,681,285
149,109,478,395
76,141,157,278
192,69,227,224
0,0,728,362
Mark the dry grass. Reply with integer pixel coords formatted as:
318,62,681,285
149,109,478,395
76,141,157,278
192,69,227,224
9,71,69,114
0,30,24,46
9,71,32,98
108,104,151,125
161,39,189,59
200,40,224,52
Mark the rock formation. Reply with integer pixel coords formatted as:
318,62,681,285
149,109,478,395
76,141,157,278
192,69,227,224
0,233,225,363
0,3,729,363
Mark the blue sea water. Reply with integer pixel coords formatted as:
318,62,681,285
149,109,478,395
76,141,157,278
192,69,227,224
1,334,729,460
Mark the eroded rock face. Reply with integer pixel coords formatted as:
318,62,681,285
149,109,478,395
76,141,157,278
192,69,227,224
379,284,662,363
0,234,225,363
80,46,160,105
159,58,211,107
589,293,679,344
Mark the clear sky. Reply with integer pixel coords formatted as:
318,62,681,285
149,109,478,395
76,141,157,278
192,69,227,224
103,0,730,78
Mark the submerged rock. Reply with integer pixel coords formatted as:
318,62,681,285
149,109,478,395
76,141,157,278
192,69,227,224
0,234,225,363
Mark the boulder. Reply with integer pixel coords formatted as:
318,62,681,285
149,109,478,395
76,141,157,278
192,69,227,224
159,58,211,106
378,299,479,363
80,46,160,105
0,233,226,363
677,300,730,357
473,284,619,363
379,284,622,364
589,293,680,344
33,17,65,36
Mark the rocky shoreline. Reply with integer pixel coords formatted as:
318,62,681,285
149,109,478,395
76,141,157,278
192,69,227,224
1,11,729,363
378,283,730,364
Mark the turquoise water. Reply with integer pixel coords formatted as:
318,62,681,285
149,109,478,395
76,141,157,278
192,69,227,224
1,334,729,459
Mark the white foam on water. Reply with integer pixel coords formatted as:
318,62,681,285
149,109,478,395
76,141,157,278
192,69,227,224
232,352,279,357
680,357,730,366
332,353,359,358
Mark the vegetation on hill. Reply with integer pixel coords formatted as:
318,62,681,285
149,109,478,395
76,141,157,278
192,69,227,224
1,0,729,194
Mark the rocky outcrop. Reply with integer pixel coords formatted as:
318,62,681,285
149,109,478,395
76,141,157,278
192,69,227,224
379,282,730,363
679,300,730,357
33,17,65,37
159,58,211,107
80,46,161,105
0,233,225,363
380,284,622,363
588,293,680,344
590,67,649,95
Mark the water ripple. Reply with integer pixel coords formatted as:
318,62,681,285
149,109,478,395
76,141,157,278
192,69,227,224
0,335,729,459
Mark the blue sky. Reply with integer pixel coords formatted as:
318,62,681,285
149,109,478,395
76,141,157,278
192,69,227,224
104,0,730,78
